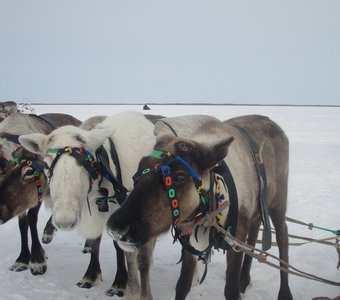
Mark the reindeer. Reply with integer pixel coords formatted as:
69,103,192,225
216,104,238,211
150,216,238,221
0,112,81,275
106,115,293,300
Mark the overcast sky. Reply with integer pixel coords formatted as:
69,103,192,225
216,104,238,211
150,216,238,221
1,0,339,105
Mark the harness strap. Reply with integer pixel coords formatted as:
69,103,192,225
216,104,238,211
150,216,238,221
0,133,20,144
172,227,209,284
29,114,61,130
47,147,100,182
233,125,272,251
71,150,99,180
95,139,128,206
211,161,238,250
157,120,178,137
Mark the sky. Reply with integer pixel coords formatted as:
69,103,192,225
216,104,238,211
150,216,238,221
0,0,340,105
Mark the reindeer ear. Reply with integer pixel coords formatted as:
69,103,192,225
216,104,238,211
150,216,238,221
198,136,234,170
85,128,115,151
174,140,194,157
19,133,47,155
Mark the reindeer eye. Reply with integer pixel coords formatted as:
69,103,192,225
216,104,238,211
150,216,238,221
24,169,35,177
173,172,187,185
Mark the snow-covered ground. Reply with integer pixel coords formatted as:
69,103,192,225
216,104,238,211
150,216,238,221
0,104,339,300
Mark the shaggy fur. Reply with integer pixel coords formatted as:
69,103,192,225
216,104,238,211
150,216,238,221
20,111,158,299
0,112,81,275
107,114,292,300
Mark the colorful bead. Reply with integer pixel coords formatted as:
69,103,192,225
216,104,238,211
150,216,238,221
171,199,179,208
173,209,180,217
165,176,172,186
142,168,150,174
168,188,175,199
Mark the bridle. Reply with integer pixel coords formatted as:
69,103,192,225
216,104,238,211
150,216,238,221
12,157,46,203
137,149,229,282
45,144,128,212
139,150,212,226
137,150,239,259
46,147,100,193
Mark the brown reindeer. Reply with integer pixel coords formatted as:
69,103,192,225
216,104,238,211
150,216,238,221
0,112,81,275
107,115,293,300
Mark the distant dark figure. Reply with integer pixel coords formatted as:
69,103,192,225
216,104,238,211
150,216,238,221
143,104,151,110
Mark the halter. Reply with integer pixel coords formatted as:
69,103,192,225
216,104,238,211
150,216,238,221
139,150,239,255
145,150,211,226
46,147,100,192
138,150,225,282
12,157,46,202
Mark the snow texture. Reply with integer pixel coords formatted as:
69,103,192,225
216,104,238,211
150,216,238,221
0,104,339,300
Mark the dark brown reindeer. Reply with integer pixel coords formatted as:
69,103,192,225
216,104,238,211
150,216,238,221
107,115,293,300
0,112,81,274
0,114,132,296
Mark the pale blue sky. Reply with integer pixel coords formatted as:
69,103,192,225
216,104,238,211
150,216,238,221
1,0,339,105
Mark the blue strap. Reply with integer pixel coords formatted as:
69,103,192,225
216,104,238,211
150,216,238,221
175,156,200,181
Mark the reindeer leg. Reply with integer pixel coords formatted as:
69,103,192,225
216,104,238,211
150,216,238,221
124,251,140,300
77,235,102,288
27,202,47,275
271,214,293,300
82,238,93,254
225,216,248,300
175,246,197,300
240,219,261,293
138,238,156,300
9,213,30,272
41,215,57,244
105,241,128,297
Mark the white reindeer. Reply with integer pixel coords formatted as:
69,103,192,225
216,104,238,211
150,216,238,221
19,111,157,300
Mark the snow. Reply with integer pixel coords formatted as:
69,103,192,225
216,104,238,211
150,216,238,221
0,104,339,300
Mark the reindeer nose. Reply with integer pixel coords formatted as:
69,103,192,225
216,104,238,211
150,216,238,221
53,209,78,231
106,218,129,241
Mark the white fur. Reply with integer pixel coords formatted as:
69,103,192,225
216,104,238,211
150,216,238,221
20,111,156,239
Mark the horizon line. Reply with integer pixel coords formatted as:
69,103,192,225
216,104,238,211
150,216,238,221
30,102,340,108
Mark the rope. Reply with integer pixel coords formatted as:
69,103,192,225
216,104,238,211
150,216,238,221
257,228,338,247
180,211,340,287
286,216,340,236
215,223,340,287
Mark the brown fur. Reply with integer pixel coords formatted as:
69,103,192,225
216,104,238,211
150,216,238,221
0,112,81,275
0,113,81,221
107,114,292,300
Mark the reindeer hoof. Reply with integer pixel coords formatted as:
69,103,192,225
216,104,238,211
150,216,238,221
77,281,95,289
42,233,54,244
82,246,92,254
30,261,47,275
9,262,28,272
105,286,125,297
77,275,102,289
